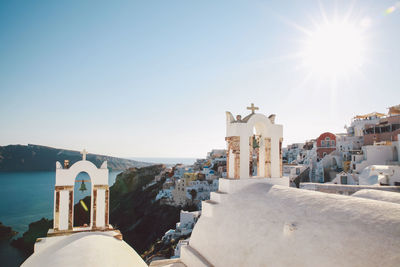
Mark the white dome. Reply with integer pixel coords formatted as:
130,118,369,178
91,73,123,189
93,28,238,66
22,231,147,267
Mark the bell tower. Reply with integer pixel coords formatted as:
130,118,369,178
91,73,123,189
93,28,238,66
51,150,110,233
225,104,283,179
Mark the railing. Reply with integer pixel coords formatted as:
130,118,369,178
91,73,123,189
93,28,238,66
291,167,310,188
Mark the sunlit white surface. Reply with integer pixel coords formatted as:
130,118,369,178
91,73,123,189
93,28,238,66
22,231,147,267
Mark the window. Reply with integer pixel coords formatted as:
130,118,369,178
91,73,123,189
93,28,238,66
321,140,325,147
331,140,335,146
340,176,348,184
326,137,330,141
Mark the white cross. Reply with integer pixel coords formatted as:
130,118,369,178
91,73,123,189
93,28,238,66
247,103,259,114
81,149,88,161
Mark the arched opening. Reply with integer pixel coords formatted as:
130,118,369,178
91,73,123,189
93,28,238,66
250,126,262,177
73,171,92,228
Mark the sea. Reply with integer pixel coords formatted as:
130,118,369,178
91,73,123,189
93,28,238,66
0,157,197,266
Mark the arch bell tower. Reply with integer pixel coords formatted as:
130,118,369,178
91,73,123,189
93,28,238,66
225,104,283,179
50,149,111,235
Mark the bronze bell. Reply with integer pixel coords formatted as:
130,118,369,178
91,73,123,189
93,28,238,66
79,181,87,192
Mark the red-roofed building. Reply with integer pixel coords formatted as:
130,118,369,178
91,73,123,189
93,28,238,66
316,132,336,159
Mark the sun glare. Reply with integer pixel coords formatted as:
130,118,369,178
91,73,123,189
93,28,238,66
301,19,366,78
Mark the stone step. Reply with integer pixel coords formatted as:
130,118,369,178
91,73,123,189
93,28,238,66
210,191,228,203
218,178,232,193
180,245,213,267
201,200,218,218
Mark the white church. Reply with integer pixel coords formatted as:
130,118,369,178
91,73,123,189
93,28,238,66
22,105,400,267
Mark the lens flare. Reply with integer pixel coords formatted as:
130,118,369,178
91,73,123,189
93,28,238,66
80,200,88,212
300,19,366,78
385,6,396,14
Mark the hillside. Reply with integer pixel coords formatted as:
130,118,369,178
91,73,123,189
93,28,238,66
0,144,150,171
0,222,17,241
109,165,182,254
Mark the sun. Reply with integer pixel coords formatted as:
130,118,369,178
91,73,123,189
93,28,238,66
300,18,367,78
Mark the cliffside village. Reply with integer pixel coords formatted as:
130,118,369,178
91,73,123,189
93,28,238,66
155,149,226,208
284,103,400,191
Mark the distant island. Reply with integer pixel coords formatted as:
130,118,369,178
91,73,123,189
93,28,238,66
0,144,151,171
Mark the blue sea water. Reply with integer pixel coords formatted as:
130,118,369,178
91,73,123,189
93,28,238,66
0,171,121,266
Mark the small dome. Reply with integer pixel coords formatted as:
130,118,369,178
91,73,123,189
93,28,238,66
22,231,147,267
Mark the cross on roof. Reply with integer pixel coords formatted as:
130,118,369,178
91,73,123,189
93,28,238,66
81,149,88,161
247,103,259,114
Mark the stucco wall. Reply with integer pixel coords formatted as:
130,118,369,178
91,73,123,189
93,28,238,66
354,145,396,173
359,165,400,185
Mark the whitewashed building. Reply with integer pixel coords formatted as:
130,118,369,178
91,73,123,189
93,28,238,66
359,165,400,186
351,143,398,173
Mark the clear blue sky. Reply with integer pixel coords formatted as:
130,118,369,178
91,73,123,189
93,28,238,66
1,0,400,158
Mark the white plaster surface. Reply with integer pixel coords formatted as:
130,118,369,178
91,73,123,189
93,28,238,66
359,165,400,185
354,145,397,173
55,160,108,186
218,177,289,194
22,231,147,267
96,188,106,227
59,190,69,230
184,183,400,267
352,189,400,204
